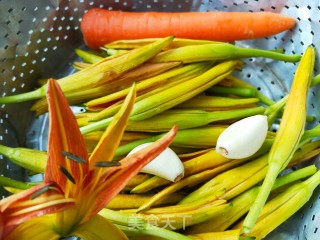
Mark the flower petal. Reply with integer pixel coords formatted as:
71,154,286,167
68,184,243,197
0,182,74,238
45,79,89,194
72,214,128,240
6,215,60,240
0,182,52,212
85,126,178,220
89,84,136,169
0,213,4,239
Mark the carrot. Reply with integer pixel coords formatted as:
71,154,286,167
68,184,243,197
80,8,296,50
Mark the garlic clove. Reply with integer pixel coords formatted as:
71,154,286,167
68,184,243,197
127,143,184,182
216,115,268,159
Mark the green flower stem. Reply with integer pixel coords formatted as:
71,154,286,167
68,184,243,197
0,176,32,190
75,49,104,63
0,87,46,104
299,124,320,146
206,86,257,98
311,73,320,87
264,95,289,127
273,165,317,189
220,75,275,106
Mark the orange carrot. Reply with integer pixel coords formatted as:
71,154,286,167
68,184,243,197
80,8,296,50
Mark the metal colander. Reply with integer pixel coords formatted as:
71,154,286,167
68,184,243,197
1,0,320,239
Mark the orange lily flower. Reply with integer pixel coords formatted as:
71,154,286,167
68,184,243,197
4,79,177,239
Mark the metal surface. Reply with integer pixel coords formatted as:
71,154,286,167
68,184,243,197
1,0,320,239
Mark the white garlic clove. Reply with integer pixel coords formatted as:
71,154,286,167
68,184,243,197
127,143,184,182
216,115,268,159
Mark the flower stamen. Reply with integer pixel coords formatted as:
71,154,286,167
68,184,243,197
94,161,121,168
59,165,76,184
30,184,54,200
61,151,87,164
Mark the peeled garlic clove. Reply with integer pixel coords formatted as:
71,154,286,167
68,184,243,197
216,115,268,159
127,143,184,182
